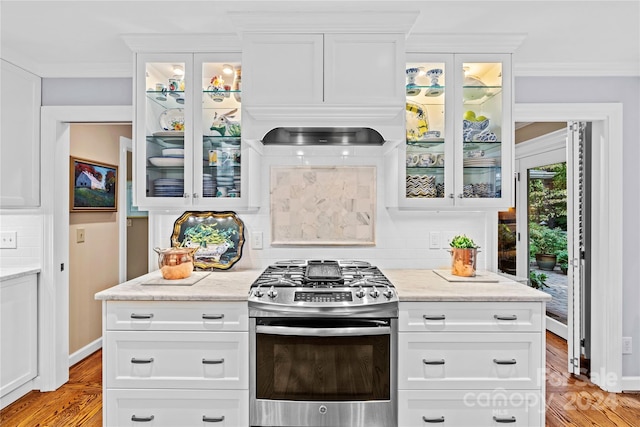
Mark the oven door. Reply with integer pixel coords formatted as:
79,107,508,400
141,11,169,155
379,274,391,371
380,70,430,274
250,317,397,427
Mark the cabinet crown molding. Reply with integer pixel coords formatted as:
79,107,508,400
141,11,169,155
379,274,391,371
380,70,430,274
121,33,241,53
227,11,419,35
406,33,527,53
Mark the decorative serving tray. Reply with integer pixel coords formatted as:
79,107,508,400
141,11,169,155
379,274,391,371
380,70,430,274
171,211,245,270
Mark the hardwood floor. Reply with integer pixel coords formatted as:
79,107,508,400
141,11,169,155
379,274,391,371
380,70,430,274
0,350,102,426
544,332,640,426
1,333,639,426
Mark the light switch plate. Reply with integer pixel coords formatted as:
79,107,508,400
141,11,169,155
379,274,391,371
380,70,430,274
0,231,17,249
429,232,441,249
77,228,85,243
622,337,632,354
251,231,263,250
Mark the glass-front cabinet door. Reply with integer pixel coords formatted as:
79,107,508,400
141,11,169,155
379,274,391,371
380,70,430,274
135,53,247,209
193,54,243,206
399,53,512,209
135,53,193,208
403,55,454,208
454,54,512,208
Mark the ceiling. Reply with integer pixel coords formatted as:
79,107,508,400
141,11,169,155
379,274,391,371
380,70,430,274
1,0,639,78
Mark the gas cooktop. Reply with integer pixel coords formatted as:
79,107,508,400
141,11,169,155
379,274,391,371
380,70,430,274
248,260,398,317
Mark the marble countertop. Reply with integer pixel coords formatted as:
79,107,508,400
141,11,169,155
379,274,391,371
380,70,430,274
95,268,550,303
0,266,41,282
384,269,551,302
95,268,262,301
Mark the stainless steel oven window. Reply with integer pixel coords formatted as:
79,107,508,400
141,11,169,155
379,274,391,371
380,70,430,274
254,318,392,402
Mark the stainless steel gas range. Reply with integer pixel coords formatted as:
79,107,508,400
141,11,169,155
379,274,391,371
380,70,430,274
248,260,398,427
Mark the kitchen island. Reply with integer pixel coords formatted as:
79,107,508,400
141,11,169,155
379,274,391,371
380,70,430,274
96,268,549,427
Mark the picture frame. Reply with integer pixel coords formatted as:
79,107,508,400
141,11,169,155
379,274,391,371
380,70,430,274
70,156,118,212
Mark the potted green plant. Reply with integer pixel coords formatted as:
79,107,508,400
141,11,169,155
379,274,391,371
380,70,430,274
449,235,479,277
529,223,567,271
529,271,548,289
556,249,569,274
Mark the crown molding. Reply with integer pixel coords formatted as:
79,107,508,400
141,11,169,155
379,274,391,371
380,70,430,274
121,33,241,53
406,33,527,54
514,62,640,77
227,11,420,35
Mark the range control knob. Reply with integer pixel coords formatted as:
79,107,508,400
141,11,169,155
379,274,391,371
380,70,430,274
369,286,380,299
355,287,366,298
253,286,264,298
383,286,394,299
267,286,278,299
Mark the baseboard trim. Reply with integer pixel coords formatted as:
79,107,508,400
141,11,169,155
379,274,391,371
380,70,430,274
69,337,102,367
621,376,640,392
0,379,37,410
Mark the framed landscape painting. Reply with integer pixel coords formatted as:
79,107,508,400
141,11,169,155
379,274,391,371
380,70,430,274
70,156,118,212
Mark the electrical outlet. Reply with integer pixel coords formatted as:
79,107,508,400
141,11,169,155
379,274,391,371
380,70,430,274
441,231,455,249
251,231,263,250
429,232,441,249
77,228,85,243
0,231,17,249
622,337,632,354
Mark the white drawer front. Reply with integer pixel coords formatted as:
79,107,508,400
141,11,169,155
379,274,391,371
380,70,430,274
399,390,543,427
398,332,541,390
399,302,542,332
105,331,248,389
105,388,248,427
106,301,248,331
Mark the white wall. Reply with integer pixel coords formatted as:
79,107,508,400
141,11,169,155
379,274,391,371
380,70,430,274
0,213,43,268
516,76,640,378
149,145,494,271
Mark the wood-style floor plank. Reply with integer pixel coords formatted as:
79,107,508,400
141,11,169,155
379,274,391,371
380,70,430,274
0,349,102,426
2,334,639,426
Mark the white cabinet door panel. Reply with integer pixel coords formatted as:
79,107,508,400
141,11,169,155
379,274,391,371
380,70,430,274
398,389,543,427
324,33,404,105
399,301,542,333
398,332,541,390
106,301,248,331
242,33,323,105
105,331,248,389
0,274,37,398
105,389,248,427
0,60,41,207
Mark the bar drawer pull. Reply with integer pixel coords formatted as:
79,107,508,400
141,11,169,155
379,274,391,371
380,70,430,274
493,358,517,365
493,416,516,423
494,314,517,321
202,358,225,365
131,415,154,422
423,416,445,423
203,415,225,423
202,314,225,320
423,358,445,365
130,313,154,319
423,315,446,321
131,358,154,364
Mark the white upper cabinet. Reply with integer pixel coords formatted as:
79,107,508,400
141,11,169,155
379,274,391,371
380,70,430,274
242,33,405,107
391,53,513,210
1,60,41,208
133,52,259,211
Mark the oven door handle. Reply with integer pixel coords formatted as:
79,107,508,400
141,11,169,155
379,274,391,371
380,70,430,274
256,325,391,337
